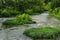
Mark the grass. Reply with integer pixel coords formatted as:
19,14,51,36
23,27,60,39
3,14,36,26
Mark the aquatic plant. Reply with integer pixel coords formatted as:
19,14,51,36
24,27,60,39
3,14,36,26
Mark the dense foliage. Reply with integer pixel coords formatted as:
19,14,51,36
0,0,60,17
0,0,45,17
3,14,36,26
0,8,20,17
49,7,60,20
24,27,60,39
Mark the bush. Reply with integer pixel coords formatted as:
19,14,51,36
33,6,44,13
3,14,36,26
0,8,20,17
44,2,52,10
0,0,60,17
23,27,60,39
49,7,60,20
25,9,33,15
4,0,45,15
16,14,32,22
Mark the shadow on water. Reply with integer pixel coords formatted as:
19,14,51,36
0,12,60,40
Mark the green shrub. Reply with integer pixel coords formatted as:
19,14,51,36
25,9,33,15
3,14,36,26
25,7,44,15
24,27,60,39
49,7,60,20
0,0,60,17
0,8,20,17
44,2,52,10
16,14,32,22
33,6,44,13
5,0,45,15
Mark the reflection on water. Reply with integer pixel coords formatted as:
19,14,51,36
0,12,60,40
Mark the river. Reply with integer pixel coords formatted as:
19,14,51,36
0,12,60,40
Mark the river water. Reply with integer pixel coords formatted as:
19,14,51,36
0,12,60,40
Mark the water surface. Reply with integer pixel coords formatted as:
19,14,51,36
0,12,60,40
